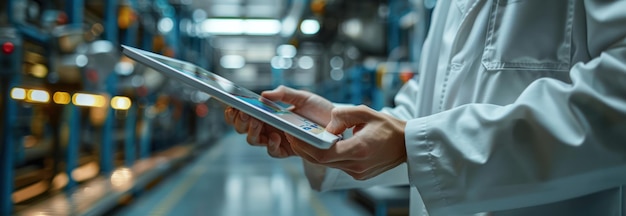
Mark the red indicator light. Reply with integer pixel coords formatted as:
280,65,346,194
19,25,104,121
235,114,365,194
2,42,14,54
195,104,209,117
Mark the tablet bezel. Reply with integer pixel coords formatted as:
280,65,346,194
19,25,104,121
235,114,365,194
121,45,339,149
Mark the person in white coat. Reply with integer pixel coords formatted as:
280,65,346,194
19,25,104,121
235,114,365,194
225,0,626,215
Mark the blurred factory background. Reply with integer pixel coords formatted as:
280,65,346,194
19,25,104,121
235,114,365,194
0,0,430,215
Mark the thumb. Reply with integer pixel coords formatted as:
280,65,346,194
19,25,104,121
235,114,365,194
326,105,375,134
261,85,312,107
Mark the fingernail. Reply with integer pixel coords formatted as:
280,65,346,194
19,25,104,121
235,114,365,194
250,120,258,129
269,135,279,148
240,113,249,121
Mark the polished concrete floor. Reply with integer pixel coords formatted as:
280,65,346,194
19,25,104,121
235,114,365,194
115,132,370,216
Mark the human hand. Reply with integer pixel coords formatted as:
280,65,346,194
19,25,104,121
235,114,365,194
286,105,407,180
224,85,335,158
225,107,293,157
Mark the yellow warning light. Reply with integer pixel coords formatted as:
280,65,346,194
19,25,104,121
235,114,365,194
10,88,26,100
118,6,136,30
26,89,50,103
72,93,106,107
53,92,71,104
111,96,131,110
31,64,48,78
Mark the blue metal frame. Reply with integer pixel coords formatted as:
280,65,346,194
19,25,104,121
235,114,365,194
271,68,284,88
138,5,154,159
63,0,85,191
0,27,23,215
66,0,84,25
122,0,139,167
387,0,401,54
8,24,49,44
101,75,117,174
141,30,153,51
139,108,153,158
125,105,137,166
156,0,176,49
349,66,364,105
101,0,119,174
123,0,139,46
66,105,81,190
172,5,181,58
7,0,50,43
1,78,19,216
104,0,119,45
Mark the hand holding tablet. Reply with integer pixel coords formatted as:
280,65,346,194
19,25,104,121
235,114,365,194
121,45,341,149
225,85,337,157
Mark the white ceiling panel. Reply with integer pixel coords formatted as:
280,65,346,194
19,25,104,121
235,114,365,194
191,0,284,18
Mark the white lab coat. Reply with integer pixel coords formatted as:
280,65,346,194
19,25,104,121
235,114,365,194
305,0,626,215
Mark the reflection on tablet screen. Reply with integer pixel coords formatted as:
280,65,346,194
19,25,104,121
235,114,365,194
235,95,287,114
147,53,291,114
135,49,326,136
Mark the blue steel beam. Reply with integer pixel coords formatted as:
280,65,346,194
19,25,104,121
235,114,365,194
172,6,181,58
122,0,138,46
141,30,153,51
101,75,117,174
7,0,50,43
66,105,80,190
10,24,50,44
64,0,84,191
1,26,23,216
138,0,154,158
125,105,137,166
122,0,138,167
139,110,153,159
387,0,401,54
271,68,284,88
349,66,364,105
104,0,118,45
66,0,84,25
1,79,18,216
101,0,119,174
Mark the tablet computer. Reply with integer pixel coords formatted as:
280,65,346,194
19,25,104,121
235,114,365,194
121,45,340,149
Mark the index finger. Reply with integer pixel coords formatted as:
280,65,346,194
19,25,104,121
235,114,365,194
261,85,312,107
326,105,377,134
224,107,237,124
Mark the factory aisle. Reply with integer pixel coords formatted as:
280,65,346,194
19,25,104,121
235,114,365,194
114,131,370,216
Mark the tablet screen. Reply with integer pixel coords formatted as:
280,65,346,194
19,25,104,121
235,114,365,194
140,51,326,136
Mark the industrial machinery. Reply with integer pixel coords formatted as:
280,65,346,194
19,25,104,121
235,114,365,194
1,0,427,215
1,0,226,215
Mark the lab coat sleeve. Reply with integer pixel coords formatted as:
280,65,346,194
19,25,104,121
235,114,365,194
406,2,626,215
304,79,421,191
